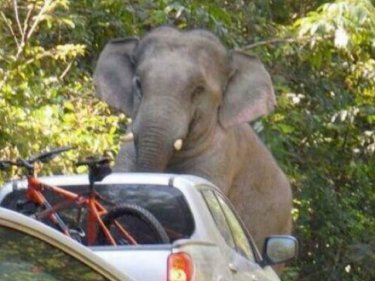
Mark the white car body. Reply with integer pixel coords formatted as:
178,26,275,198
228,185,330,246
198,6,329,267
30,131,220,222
0,173,297,281
0,206,135,281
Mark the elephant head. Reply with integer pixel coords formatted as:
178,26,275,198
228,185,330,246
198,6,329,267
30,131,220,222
94,26,276,172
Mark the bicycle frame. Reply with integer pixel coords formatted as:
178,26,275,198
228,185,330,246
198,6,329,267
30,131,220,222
25,175,137,246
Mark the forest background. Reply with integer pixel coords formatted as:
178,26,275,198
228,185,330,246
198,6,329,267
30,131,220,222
0,1,374,280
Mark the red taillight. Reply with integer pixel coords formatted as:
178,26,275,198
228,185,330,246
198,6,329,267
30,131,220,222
167,252,193,281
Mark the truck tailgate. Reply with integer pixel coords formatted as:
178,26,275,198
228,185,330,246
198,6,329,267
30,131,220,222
91,245,172,281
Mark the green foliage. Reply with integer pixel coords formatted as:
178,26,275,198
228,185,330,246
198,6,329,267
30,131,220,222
0,1,374,280
0,0,125,177
261,1,375,280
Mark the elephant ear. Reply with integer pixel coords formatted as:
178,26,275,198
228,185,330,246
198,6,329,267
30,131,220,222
219,51,276,128
93,38,139,116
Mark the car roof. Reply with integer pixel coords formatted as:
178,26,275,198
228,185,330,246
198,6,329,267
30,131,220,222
0,206,134,281
0,172,220,202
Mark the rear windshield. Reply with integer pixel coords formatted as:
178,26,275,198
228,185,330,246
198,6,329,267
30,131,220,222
1,183,195,243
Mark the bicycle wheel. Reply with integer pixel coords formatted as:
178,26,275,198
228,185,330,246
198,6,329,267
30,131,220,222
97,203,170,245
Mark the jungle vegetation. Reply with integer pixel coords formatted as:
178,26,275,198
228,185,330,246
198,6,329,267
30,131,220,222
0,1,374,280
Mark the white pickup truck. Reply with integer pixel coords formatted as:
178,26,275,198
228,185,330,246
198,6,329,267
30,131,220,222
0,173,297,281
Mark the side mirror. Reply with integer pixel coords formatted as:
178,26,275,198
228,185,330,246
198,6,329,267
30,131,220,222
262,235,298,265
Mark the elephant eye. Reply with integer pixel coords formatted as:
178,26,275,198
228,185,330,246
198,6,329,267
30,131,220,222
133,76,142,97
192,85,204,100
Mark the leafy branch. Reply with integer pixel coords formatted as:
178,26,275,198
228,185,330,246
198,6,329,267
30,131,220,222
239,34,333,51
0,1,54,89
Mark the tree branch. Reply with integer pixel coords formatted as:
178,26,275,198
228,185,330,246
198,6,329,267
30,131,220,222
239,34,333,51
59,61,73,80
239,37,301,50
26,0,53,41
22,4,34,41
13,0,24,38
1,12,20,49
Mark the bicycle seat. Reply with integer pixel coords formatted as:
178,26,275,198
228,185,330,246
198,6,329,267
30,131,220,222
76,157,112,184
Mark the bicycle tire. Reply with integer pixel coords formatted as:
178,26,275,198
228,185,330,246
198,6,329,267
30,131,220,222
97,203,170,245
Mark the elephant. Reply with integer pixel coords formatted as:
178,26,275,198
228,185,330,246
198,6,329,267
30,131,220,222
93,26,292,254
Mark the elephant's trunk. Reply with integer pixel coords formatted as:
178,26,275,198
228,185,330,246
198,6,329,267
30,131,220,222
131,91,189,172
132,104,186,172
135,125,173,172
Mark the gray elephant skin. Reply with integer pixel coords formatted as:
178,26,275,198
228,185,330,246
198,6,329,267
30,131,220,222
94,26,292,253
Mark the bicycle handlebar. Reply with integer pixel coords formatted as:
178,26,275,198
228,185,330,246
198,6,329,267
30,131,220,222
0,146,73,171
0,160,17,170
28,146,73,164
0,148,112,184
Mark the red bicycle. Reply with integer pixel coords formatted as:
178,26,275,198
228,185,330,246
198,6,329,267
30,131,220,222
0,147,169,246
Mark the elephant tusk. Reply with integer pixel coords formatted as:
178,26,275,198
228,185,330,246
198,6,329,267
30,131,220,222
174,139,183,151
121,132,134,143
